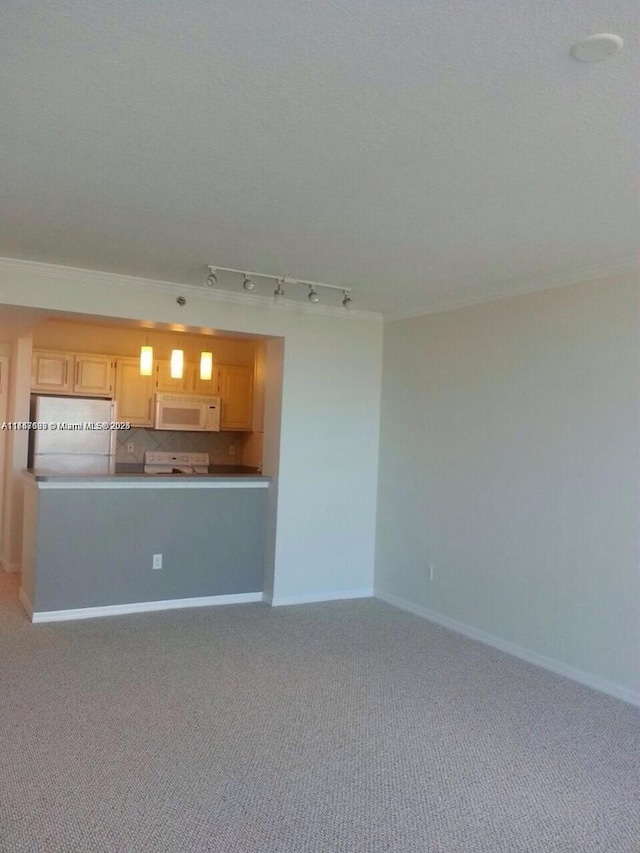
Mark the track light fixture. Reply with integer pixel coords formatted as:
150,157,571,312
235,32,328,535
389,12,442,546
204,265,354,310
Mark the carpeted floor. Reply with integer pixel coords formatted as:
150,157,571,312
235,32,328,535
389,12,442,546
1,572,639,853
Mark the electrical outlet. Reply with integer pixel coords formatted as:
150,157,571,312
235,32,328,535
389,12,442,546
428,564,434,581
229,444,236,456
152,553,163,570
126,442,135,454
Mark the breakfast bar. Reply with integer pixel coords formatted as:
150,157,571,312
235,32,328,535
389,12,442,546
21,470,271,622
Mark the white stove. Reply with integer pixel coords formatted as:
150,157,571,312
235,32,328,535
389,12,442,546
144,451,210,475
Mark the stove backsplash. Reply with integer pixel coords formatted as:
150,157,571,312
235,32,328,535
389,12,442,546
115,428,244,465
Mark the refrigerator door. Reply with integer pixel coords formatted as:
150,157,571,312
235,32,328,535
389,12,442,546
32,396,115,456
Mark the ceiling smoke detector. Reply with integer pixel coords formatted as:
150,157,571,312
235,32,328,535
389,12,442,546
570,33,623,63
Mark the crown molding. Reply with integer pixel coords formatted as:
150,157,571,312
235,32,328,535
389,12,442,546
0,257,383,323
385,256,639,322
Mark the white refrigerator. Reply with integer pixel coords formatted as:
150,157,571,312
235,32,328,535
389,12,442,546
29,395,117,474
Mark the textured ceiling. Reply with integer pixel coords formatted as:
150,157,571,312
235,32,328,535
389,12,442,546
1,1,637,317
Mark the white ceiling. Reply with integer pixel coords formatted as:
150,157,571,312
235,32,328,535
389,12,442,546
1,1,637,317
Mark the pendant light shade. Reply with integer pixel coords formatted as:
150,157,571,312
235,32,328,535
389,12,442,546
200,351,213,381
170,349,184,379
139,345,154,376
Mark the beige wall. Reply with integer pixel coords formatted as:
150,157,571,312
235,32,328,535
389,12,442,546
375,272,640,703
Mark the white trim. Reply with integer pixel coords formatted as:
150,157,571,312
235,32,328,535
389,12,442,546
0,257,383,323
375,590,640,709
0,557,22,573
24,476,269,491
385,256,639,322
270,588,374,607
18,587,33,618
28,591,263,623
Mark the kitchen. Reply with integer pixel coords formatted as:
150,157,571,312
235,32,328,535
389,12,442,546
17,315,275,621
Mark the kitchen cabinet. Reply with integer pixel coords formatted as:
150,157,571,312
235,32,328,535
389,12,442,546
32,349,255,431
74,354,115,396
31,351,114,397
114,358,154,426
155,361,221,395
31,351,72,394
220,365,254,431
155,360,188,393
191,364,221,395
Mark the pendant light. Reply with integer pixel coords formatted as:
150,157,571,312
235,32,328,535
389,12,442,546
170,348,184,379
200,351,213,381
139,340,154,376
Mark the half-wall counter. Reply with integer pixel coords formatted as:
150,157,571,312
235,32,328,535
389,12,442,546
21,470,270,622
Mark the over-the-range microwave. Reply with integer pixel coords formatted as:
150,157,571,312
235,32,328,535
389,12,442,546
154,393,221,432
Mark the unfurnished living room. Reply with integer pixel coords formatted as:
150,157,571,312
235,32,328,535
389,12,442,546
1,3,638,852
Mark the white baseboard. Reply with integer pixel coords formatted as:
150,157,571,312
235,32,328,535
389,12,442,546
270,588,374,607
27,591,264,623
1,557,21,573
375,589,640,709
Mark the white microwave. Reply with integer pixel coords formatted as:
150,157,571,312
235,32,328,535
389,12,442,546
154,393,221,432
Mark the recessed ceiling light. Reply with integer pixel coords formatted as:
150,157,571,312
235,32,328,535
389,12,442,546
570,33,623,63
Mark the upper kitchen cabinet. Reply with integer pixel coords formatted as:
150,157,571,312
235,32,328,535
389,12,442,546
155,360,187,393
191,364,221,395
31,351,73,394
114,358,154,427
155,361,221,395
31,351,114,397
74,354,115,397
220,365,254,431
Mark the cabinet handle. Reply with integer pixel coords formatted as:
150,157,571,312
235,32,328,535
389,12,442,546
64,360,68,386
75,362,80,386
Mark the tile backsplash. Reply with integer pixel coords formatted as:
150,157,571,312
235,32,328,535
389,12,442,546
115,429,243,465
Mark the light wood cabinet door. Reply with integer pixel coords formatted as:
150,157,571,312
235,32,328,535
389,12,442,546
31,351,73,394
156,361,222,395
115,358,154,426
73,354,114,397
220,365,254,431
189,363,221,395
155,360,188,393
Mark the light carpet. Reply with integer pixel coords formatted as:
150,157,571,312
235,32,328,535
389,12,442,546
1,573,638,852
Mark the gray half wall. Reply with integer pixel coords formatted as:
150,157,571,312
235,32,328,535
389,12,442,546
32,487,267,611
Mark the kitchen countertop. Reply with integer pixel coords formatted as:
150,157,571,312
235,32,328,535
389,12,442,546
22,468,271,488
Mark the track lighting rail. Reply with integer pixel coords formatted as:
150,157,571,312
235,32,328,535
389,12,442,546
205,265,353,309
